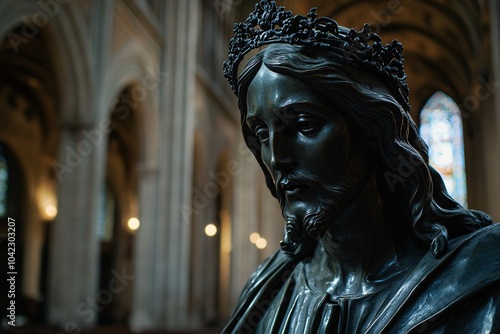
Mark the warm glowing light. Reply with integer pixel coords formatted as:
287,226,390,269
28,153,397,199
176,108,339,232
222,243,232,253
45,204,57,219
255,238,267,249
249,232,260,244
205,223,217,237
127,217,140,231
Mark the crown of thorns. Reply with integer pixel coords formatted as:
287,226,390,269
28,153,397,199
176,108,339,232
223,0,410,111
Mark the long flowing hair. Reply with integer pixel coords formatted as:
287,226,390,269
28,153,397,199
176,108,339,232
236,44,491,258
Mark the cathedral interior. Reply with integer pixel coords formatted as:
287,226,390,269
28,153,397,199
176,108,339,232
0,0,499,332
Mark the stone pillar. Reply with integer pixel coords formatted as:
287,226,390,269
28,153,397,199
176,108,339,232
130,0,199,330
21,202,43,302
469,0,500,220
488,0,500,221
491,0,500,121
23,162,58,303
47,0,114,327
230,142,262,306
47,126,106,327
129,166,158,330
259,179,284,259
157,0,198,327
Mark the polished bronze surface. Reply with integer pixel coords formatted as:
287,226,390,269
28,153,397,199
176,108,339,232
223,1,499,333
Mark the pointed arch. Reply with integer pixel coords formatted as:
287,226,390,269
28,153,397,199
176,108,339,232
105,44,160,169
419,91,467,206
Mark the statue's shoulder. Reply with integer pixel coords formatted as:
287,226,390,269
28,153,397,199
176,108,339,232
442,223,500,291
451,222,500,270
471,220,500,242
466,220,500,239
420,223,500,292
366,224,500,333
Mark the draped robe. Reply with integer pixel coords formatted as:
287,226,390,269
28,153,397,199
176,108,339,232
223,224,500,333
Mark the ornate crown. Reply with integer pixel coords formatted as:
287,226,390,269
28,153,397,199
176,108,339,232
223,0,410,111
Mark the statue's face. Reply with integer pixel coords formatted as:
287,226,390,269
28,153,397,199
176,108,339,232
246,64,365,238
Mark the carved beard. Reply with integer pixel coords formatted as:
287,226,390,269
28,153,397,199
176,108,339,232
277,151,368,255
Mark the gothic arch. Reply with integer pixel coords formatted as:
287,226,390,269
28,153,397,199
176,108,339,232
0,3,69,319
0,1,92,122
106,45,160,169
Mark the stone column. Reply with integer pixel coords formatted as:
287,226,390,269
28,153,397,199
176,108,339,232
157,0,198,327
468,0,500,220
488,0,500,221
47,126,106,327
491,0,500,123
129,166,158,330
21,199,43,302
259,179,284,259
47,0,114,327
130,0,199,330
230,142,262,306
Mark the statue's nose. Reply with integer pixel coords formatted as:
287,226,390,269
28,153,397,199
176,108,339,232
269,131,294,171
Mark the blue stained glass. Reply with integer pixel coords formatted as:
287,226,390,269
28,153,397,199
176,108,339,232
419,92,467,207
97,185,115,241
0,148,7,217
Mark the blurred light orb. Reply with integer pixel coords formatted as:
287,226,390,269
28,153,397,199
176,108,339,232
249,232,260,244
45,204,57,219
205,223,217,237
255,238,267,249
128,217,140,231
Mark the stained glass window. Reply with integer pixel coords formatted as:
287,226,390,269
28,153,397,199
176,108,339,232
419,91,467,207
0,145,7,217
97,185,115,241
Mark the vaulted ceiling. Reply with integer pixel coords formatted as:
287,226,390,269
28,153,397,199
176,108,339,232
235,0,491,120
0,27,58,155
